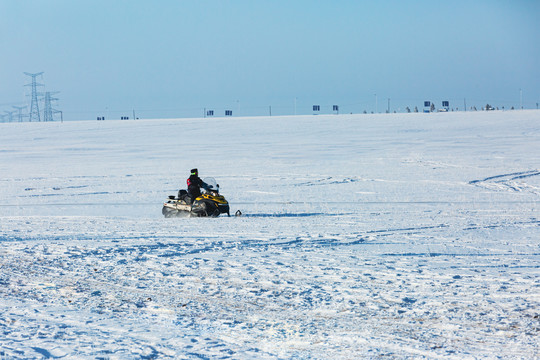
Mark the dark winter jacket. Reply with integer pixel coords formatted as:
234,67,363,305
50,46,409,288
187,175,205,199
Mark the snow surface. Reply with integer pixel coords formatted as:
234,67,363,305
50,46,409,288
1,111,539,359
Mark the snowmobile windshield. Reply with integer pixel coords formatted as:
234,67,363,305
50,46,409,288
202,178,219,193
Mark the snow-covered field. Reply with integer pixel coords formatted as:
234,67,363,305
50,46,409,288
1,111,539,359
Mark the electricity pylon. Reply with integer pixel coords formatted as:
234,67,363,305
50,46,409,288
4,110,15,122
43,91,60,122
13,106,26,122
24,72,44,122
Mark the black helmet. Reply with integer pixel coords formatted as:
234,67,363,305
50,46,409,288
190,168,198,176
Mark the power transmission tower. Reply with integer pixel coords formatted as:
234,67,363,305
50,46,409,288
55,109,63,122
13,106,26,122
24,72,44,122
4,110,15,122
43,91,60,122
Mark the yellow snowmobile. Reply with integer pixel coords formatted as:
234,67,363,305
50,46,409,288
162,178,230,217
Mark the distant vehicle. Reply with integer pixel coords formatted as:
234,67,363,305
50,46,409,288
162,177,231,217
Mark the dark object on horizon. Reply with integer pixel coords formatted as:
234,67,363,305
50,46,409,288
424,101,432,113
442,101,450,112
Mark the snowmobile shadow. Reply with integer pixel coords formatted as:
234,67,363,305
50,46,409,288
243,212,351,218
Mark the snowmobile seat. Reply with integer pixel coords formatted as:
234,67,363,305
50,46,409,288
178,189,188,199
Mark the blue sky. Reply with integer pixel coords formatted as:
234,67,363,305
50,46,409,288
1,0,539,119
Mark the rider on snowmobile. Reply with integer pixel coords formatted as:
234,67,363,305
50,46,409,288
187,168,208,202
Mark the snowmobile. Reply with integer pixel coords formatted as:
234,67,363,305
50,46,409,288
162,178,231,217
